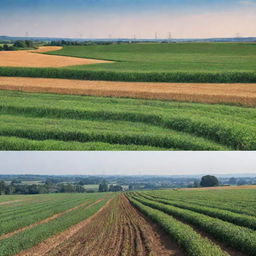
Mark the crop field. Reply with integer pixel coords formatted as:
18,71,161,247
0,43,256,83
1,187,255,255
1,77,255,107
0,46,111,68
1,90,256,150
128,187,256,256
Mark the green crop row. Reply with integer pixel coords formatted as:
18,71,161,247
145,189,256,217
0,136,165,151
140,193,256,230
0,197,110,256
133,195,256,256
1,66,256,83
2,104,256,150
128,196,228,256
0,197,94,236
1,90,255,150
0,113,226,150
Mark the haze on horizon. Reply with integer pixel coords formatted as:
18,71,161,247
0,0,256,39
0,152,255,176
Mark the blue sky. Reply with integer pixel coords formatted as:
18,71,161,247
0,152,255,175
0,0,256,38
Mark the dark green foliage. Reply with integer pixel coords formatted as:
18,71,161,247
200,175,219,187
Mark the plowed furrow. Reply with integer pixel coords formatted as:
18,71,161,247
47,194,183,256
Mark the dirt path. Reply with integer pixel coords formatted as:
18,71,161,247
15,198,106,256
0,46,111,67
47,194,183,256
1,76,255,106
0,199,93,240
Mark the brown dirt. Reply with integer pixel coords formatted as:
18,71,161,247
0,76,256,106
0,199,23,205
47,194,183,256
0,199,94,241
16,198,106,256
179,185,256,191
0,46,111,67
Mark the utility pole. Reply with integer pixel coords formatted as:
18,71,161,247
155,32,158,40
168,32,172,43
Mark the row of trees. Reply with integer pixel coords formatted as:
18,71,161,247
0,180,86,195
0,40,35,51
98,180,123,192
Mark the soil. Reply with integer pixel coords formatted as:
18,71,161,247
0,47,111,67
1,76,255,106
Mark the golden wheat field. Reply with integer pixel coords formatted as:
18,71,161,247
0,76,256,106
0,46,111,67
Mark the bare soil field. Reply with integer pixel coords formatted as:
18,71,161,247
0,47,111,67
1,76,256,106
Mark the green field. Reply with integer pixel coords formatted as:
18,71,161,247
1,187,255,256
1,90,256,150
1,43,256,82
0,193,112,256
48,43,256,72
128,188,256,256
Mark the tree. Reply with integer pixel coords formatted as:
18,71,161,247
0,180,6,195
3,44,9,51
98,180,108,192
200,175,219,187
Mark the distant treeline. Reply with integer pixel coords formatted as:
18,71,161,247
0,178,123,195
0,40,36,51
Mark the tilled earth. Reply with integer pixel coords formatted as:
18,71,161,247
47,194,183,256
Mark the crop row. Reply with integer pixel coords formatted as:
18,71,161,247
140,193,256,230
145,189,256,217
1,90,255,150
0,136,164,151
0,114,226,150
132,194,256,256
0,66,256,83
0,198,109,256
0,198,93,237
128,195,228,256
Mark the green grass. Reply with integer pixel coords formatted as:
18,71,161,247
1,43,256,82
1,90,256,150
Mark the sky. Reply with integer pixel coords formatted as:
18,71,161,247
0,152,255,176
0,0,256,39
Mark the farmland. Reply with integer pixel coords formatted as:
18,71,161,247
1,42,256,83
1,90,256,150
0,187,255,255
0,43,255,151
